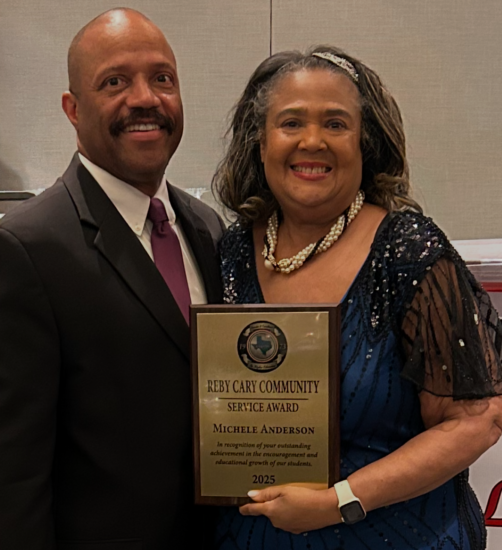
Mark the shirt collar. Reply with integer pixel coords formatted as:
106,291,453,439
78,153,177,235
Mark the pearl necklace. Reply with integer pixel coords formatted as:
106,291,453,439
262,190,365,274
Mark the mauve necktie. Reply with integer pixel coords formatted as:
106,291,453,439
148,198,191,323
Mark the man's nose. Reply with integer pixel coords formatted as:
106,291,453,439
126,78,161,109
299,125,327,151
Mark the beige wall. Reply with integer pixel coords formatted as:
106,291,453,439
1,0,501,239
0,0,270,212
273,1,502,240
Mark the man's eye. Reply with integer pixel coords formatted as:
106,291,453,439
157,74,174,84
105,77,122,87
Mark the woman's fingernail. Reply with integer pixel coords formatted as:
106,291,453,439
248,490,260,497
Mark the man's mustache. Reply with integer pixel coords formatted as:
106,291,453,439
110,109,175,137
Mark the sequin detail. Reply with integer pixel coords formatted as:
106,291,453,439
216,210,502,550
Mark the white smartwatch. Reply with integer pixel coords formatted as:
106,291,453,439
334,480,366,524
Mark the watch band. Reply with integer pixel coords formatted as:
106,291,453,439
334,480,366,524
334,480,357,505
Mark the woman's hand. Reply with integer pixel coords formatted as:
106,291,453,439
239,486,340,534
239,394,502,535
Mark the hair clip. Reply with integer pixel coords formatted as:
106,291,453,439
311,52,359,83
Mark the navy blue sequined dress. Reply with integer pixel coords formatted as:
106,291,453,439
215,211,502,550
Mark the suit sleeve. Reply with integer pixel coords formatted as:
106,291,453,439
0,227,59,549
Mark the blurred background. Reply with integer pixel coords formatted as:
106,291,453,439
1,0,501,239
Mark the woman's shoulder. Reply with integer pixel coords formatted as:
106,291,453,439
218,219,253,259
373,210,459,268
355,210,467,335
218,220,263,304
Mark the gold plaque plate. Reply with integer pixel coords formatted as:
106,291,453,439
191,305,340,505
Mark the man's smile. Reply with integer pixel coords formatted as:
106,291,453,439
124,123,162,132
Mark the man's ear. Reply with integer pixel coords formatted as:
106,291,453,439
62,91,79,129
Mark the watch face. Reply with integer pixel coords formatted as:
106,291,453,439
340,501,366,525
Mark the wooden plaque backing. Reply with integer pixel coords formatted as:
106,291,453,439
190,304,340,506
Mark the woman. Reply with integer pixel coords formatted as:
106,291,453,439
212,46,502,549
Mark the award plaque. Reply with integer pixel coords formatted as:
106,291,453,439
190,304,340,506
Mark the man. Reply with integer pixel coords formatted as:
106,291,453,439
0,8,223,549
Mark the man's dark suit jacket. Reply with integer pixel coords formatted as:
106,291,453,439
0,155,225,550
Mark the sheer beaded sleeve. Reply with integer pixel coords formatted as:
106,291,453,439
401,256,502,399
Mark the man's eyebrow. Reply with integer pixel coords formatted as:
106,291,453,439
95,61,176,78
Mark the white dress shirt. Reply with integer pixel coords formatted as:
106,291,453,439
79,153,207,305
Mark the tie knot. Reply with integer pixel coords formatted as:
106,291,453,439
148,198,169,225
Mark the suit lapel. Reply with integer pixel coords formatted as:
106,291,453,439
63,155,190,360
168,185,223,304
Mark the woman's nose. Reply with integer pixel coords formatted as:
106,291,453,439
298,124,327,151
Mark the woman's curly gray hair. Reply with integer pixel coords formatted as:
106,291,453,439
212,45,422,224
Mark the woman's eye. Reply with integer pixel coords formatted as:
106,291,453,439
327,120,345,129
282,120,300,128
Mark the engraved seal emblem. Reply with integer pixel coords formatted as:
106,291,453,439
237,321,287,372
